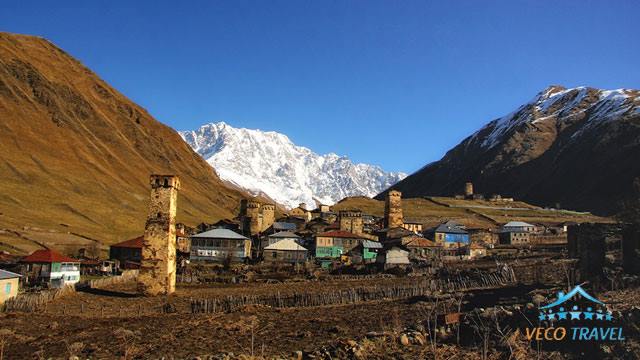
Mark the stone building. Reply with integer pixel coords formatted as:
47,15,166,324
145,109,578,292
239,199,276,236
339,210,364,234
138,175,180,296
384,190,404,228
402,221,423,234
190,228,252,263
464,182,474,197
261,204,275,232
289,203,312,222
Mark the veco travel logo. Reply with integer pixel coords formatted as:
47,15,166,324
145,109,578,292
525,285,625,342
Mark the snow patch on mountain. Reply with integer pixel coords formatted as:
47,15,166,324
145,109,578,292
179,122,406,209
476,86,639,149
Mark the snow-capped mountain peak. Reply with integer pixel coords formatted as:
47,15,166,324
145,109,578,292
476,86,640,149
179,122,406,208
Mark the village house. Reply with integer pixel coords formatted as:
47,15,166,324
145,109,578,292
263,239,308,264
402,220,423,234
402,236,442,259
110,236,143,269
315,230,365,266
289,203,312,222
0,269,20,304
262,231,300,250
433,221,470,247
466,243,487,258
468,227,498,246
190,228,252,263
275,216,308,231
376,245,411,269
21,249,80,288
305,217,332,234
499,221,535,245
263,221,297,235
346,240,383,264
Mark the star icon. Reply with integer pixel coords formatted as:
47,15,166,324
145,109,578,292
596,312,604,320
605,312,613,321
557,312,568,320
570,311,581,320
584,312,594,320
539,313,547,321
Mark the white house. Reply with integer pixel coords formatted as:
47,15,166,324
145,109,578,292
21,249,81,288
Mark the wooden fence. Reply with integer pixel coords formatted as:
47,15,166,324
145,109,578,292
1,270,139,313
1,285,76,313
191,266,517,314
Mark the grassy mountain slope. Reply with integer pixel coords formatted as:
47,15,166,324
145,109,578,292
0,32,247,254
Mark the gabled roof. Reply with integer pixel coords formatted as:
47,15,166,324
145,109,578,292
269,231,300,239
434,222,468,234
192,228,249,240
22,249,78,263
264,239,308,251
0,269,21,280
272,222,297,230
317,230,361,239
361,240,383,249
111,236,143,249
404,237,439,248
503,221,535,228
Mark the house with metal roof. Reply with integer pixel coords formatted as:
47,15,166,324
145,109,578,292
110,236,143,269
502,221,536,232
433,221,469,247
315,230,364,261
190,228,252,262
346,240,383,264
0,269,21,304
263,231,300,248
21,249,80,288
263,239,308,264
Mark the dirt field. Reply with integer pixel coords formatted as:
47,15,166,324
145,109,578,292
2,277,639,359
1,280,436,359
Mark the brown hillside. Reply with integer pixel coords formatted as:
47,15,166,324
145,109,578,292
334,196,610,229
0,32,247,254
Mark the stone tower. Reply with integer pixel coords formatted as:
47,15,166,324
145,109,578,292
464,182,474,197
138,175,180,296
339,210,363,234
246,200,262,235
384,190,404,228
261,204,275,232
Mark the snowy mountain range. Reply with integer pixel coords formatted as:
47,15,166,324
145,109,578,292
179,122,406,208
381,85,640,215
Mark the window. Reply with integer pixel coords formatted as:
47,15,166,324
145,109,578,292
5,283,11,295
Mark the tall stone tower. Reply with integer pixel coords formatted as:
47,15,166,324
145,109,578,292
339,210,363,234
464,182,474,197
246,200,262,235
261,204,275,232
138,175,180,296
384,190,404,228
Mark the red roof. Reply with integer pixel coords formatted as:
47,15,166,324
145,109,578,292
317,230,361,239
22,249,78,263
111,236,143,249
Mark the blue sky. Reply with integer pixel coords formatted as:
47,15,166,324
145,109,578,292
2,1,639,173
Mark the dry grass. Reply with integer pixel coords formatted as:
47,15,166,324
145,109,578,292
335,195,611,229
0,32,249,255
